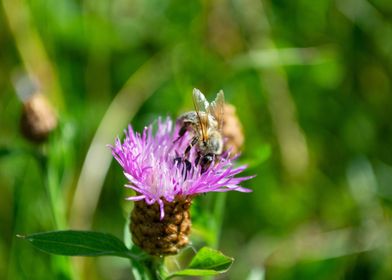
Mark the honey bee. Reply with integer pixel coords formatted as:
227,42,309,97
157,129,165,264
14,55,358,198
176,88,225,172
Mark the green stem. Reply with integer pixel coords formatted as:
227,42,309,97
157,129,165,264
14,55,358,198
131,256,167,280
154,257,168,279
146,257,166,280
36,149,66,229
212,192,227,248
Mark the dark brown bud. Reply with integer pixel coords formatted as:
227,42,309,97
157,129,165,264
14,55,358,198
222,104,244,155
20,93,58,143
130,196,192,256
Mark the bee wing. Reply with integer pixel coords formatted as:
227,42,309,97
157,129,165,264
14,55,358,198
208,90,225,131
192,88,209,141
192,88,209,112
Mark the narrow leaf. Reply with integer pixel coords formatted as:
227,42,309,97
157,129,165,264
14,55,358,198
166,247,233,279
167,269,220,278
18,230,139,260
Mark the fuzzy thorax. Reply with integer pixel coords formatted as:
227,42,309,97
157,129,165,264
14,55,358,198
130,197,192,256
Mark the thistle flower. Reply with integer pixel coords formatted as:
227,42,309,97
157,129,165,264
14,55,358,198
110,117,253,255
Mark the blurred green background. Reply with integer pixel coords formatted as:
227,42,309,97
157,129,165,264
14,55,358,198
1,0,392,279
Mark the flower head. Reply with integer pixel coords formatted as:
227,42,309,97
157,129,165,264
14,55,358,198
110,117,253,220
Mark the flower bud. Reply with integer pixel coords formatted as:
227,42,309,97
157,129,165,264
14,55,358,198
222,104,244,155
20,93,58,143
130,197,192,256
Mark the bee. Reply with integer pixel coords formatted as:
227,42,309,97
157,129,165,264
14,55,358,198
176,88,225,173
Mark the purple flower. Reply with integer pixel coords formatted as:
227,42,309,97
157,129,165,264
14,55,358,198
110,117,253,219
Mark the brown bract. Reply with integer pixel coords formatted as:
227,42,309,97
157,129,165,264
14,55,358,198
130,197,192,256
20,93,58,143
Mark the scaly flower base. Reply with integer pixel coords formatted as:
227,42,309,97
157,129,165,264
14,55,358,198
130,196,192,256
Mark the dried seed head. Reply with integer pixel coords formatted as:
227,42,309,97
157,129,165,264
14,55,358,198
130,196,192,256
20,93,58,143
222,104,244,155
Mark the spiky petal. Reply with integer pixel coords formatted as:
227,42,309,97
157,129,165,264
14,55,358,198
110,117,253,219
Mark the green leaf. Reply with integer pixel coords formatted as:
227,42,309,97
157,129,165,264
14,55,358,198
166,247,233,279
167,268,222,278
18,230,140,260
188,247,233,271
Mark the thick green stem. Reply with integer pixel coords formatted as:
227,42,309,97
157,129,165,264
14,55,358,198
36,149,66,229
131,256,167,280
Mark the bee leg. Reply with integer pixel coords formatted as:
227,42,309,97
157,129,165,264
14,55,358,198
183,159,192,180
184,145,191,157
173,157,191,179
194,154,200,166
184,137,198,158
174,157,182,166
185,159,192,171
174,124,189,143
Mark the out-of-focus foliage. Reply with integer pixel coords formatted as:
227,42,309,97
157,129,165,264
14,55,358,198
1,0,392,279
